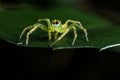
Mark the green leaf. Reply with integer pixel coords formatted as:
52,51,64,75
0,7,120,50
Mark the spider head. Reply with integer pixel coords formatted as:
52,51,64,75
52,20,61,26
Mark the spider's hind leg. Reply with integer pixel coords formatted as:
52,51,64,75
19,25,33,39
25,23,47,45
26,26,38,45
72,26,77,46
75,23,89,42
64,20,89,42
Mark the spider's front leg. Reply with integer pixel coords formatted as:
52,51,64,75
19,23,47,45
54,32,58,40
50,26,77,46
38,18,52,40
50,29,69,47
64,20,89,42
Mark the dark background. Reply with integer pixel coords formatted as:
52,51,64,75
0,0,120,80
0,0,120,25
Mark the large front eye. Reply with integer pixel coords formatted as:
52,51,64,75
52,20,60,26
53,20,59,24
55,21,59,24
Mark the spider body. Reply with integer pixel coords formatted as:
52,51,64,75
19,19,89,47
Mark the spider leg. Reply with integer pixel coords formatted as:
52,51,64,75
26,26,38,45
64,20,83,25
37,19,52,40
19,23,47,38
37,19,51,26
54,32,58,40
19,25,33,39
25,23,47,45
64,20,89,42
50,29,69,47
72,26,77,46
75,23,89,42
66,24,77,46
48,31,52,40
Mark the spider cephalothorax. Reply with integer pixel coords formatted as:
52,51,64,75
19,19,89,47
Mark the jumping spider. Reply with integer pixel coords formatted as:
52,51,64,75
19,19,89,47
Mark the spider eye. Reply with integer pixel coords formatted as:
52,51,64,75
55,21,59,24
52,20,61,26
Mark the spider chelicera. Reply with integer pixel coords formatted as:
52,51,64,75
19,19,89,47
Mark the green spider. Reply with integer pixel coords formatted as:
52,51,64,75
19,19,89,47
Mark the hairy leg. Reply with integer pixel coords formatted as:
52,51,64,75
75,23,89,42
64,20,89,41
19,23,47,38
72,27,77,46
50,29,69,47
26,23,48,45
26,26,38,45
37,19,52,40
19,25,33,39
48,31,52,40
37,19,51,26
54,32,58,40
